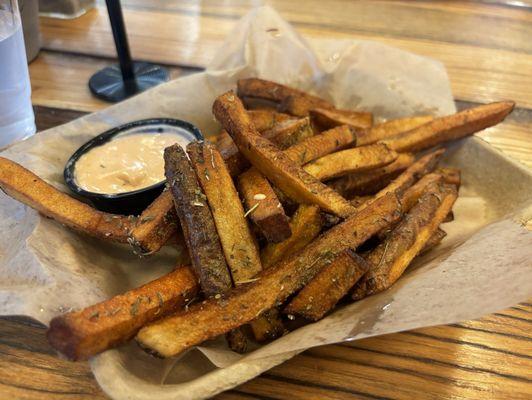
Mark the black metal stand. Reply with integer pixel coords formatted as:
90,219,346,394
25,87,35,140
88,0,169,102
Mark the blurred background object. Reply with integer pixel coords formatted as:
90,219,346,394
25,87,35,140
87,0,169,102
19,0,40,61
0,0,36,148
38,0,94,19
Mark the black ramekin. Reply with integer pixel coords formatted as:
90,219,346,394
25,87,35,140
64,118,203,215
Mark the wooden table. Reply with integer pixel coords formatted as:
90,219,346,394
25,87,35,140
1,1,531,399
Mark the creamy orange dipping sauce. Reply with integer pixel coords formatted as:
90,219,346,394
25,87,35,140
75,132,193,194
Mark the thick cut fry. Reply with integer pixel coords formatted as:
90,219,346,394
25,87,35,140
238,168,292,243
284,125,359,165
128,191,180,255
47,266,198,361
237,78,332,111
213,91,355,218
420,228,447,255
268,117,314,148
0,157,133,242
329,153,415,197
373,149,445,201
238,124,357,242
136,193,403,357
249,204,322,341
284,250,370,320
218,115,312,177
261,204,322,268
382,101,515,153
437,167,461,188
250,308,285,342
164,144,232,296
310,107,373,129
280,96,335,117
363,183,458,295
357,116,434,146
188,142,262,283
303,143,398,181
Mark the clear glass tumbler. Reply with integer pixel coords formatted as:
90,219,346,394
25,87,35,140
0,0,36,149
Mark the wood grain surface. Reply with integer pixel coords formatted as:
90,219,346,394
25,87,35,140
2,0,531,399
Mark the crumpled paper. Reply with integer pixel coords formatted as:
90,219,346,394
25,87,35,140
0,6,531,400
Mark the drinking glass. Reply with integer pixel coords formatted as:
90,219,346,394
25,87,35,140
0,0,36,149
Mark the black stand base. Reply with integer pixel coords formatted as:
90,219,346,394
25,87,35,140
88,62,169,103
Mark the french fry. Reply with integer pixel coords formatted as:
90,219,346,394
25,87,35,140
381,101,515,152
329,153,415,198
269,117,314,148
47,265,198,361
284,125,359,165
249,205,321,342
136,192,403,357
352,226,449,302
362,183,458,295
310,107,373,129
284,250,370,321
437,167,461,188
188,141,262,283
218,115,311,177
419,228,447,255
261,204,322,268
238,168,292,243
128,191,180,255
239,124,358,241
357,115,434,146
372,149,445,201
249,308,285,342
213,91,356,218
237,78,332,112
164,144,233,295
303,143,398,181
0,157,133,243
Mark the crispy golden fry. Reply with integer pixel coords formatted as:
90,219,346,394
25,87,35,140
279,96,335,118
226,328,249,353
303,143,398,181
443,210,454,223
188,141,262,283
437,167,461,188
239,124,357,242
372,149,445,201
357,116,434,146
329,153,415,198
136,193,403,357
238,168,292,243
420,228,447,255
250,308,285,342
237,78,332,112
219,117,310,177
248,205,321,341
284,250,370,321
382,101,515,152
261,204,322,268
399,172,444,212
310,107,373,129
0,157,133,242
377,172,444,239
47,265,198,361
269,117,314,148
128,191,180,255
284,125,359,165
213,91,355,218
362,183,458,296
164,144,232,296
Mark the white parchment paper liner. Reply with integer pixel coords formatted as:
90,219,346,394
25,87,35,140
0,6,530,400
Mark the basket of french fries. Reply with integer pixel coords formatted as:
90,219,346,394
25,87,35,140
0,76,519,358
1,7,531,400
